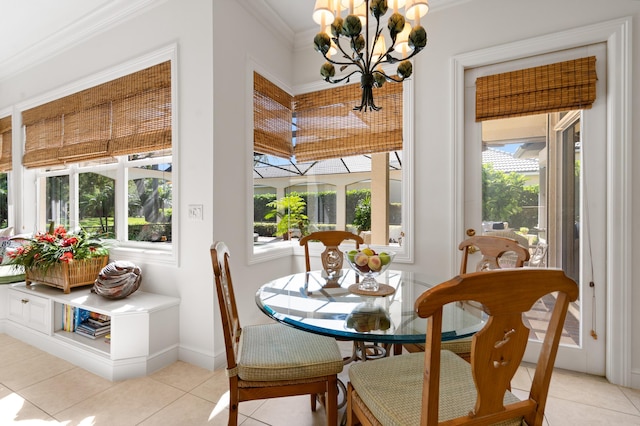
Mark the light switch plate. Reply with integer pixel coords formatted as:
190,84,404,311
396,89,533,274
188,204,203,220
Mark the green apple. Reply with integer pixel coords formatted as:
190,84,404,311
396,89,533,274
347,249,359,263
379,252,391,265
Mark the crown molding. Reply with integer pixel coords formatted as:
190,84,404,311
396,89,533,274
0,0,166,82
237,0,295,51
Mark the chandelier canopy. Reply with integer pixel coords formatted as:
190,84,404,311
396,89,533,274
313,0,429,111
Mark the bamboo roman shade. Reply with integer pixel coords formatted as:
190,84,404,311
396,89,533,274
22,61,171,168
294,82,403,162
0,116,12,172
253,73,403,163
476,56,597,121
254,72,294,159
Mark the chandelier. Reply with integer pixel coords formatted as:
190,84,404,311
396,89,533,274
313,0,429,111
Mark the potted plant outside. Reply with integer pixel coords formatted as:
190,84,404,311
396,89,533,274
264,194,309,239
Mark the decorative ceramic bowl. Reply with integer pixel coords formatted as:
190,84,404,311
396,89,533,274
344,249,396,292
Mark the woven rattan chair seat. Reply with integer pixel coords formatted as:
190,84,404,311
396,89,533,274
349,351,522,426
236,322,343,382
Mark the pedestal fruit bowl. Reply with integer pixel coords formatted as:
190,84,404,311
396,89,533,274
345,248,395,292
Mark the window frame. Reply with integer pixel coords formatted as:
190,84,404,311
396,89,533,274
247,59,414,265
0,108,13,229
17,45,178,266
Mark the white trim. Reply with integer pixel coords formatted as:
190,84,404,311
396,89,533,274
246,57,296,266
451,17,633,386
0,108,13,231
401,77,415,263
604,17,633,388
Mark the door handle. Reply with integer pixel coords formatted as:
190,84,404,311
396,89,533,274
465,229,478,254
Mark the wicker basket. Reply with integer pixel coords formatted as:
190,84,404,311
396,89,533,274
25,256,109,294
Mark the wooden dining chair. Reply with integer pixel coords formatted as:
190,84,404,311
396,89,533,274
210,241,344,425
404,233,531,360
347,268,578,426
299,230,364,276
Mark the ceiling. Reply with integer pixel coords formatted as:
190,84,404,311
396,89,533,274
0,0,465,81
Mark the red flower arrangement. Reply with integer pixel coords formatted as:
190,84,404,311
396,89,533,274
9,226,108,271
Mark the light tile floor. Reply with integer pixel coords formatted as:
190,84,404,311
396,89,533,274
1,333,640,425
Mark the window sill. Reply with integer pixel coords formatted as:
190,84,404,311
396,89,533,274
251,240,294,264
108,243,176,266
251,238,410,265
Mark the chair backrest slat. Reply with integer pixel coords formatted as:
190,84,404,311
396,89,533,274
459,235,530,274
211,242,240,370
299,230,363,274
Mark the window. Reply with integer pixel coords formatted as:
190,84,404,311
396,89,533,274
37,151,172,245
0,115,12,228
0,173,7,228
127,158,172,242
252,69,411,260
45,174,70,228
21,55,174,255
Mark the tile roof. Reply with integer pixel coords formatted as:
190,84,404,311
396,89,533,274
482,148,539,173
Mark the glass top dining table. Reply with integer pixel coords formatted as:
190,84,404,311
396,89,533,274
255,268,485,345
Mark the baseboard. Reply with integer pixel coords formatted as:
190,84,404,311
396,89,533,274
630,368,640,390
178,343,219,371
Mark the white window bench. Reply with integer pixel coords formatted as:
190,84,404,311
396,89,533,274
1,282,180,381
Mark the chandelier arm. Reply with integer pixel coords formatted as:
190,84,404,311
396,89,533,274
372,42,398,70
365,14,383,71
328,37,366,73
372,69,405,83
353,36,366,67
323,51,363,69
368,27,386,70
324,69,363,84
385,46,425,64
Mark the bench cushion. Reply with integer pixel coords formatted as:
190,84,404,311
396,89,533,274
0,265,25,284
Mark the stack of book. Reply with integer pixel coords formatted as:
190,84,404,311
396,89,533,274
74,312,111,340
62,306,91,332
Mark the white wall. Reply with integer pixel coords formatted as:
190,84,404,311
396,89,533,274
210,0,296,363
